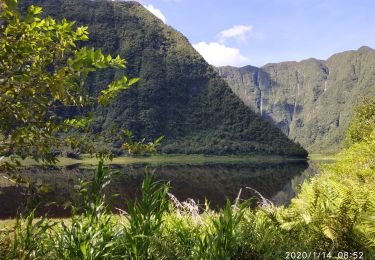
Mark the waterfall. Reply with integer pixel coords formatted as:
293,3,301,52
260,90,263,117
255,70,260,87
292,72,300,121
257,69,263,117
324,80,327,92
292,84,298,120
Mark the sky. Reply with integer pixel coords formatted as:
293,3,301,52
135,0,375,67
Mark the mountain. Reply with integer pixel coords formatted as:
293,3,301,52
19,0,307,157
217,47,375,153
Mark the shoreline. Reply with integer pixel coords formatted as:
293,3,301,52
5,154,310,168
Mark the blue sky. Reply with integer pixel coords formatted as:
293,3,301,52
137,0,375,67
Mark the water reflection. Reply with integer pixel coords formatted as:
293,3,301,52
271,161,319,205
0,160,312,219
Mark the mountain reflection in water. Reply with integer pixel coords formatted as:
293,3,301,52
0,160,313,219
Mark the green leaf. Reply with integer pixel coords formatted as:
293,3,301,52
128,77,140,86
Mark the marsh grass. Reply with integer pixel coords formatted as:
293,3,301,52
115,170,170,258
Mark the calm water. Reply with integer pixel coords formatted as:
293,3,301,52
0,160,317,219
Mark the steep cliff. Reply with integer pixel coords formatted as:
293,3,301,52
19,0,307,156
217,47,375,152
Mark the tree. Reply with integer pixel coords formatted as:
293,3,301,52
346,96,375,145
0,0,138,167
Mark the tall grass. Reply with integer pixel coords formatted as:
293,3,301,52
50,159,118,259
0,210,54,259
115,170,170,258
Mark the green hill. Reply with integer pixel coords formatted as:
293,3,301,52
19,0,307,157
217,47,375,153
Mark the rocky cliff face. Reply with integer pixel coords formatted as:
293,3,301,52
217,46,375,152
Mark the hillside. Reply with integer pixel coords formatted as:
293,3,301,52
217,47,375,152
19,0,306,156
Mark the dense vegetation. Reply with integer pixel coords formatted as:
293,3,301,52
17,0,307,157
217,47,375,153
1,97,374,258
1,1,374,259
0,0,140,165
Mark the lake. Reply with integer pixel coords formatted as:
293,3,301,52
0,158,318,219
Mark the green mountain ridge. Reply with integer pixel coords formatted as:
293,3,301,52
19,0,307,156
217,46,375,152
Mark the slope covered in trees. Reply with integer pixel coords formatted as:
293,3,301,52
19,0,306,156
217,47,375,152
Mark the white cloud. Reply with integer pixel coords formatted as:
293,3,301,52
144,4,167,23
218,25,253,43
193,41,249,67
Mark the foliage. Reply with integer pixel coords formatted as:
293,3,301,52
122,130,164,156
346,96,375,145
236,209,284,259
194,200,250,259
51,158,118,259
278,98,375,255
4,210,53,259
18,0,308,157
116,172,169,258
0,0,138,165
